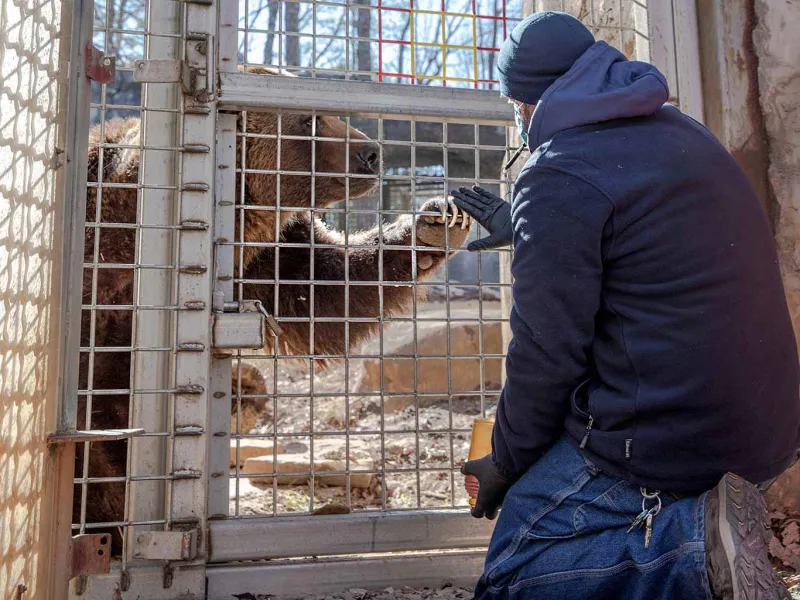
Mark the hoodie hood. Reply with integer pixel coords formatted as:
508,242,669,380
527,41,669,148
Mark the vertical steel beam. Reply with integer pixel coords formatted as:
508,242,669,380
167,0,217,592
126,0,182,564
56,0,94,433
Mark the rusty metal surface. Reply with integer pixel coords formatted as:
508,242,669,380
69,534,112,580
84,43,116,84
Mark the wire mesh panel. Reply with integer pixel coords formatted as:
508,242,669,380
75,0,180,558
226,112,512,518
238,0,524,87
72,0,214,594
236,0,648,88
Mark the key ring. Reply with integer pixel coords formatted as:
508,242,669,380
640,487,662,516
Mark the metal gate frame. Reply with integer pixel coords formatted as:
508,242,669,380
56,0,705,596
206,0,515,594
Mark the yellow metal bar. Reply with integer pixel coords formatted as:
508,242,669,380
410,2,416,82
472,14,478,86
440,6,447,84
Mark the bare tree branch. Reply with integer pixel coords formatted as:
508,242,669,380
264,1,281,64
353,0,373,77
285,1,300,66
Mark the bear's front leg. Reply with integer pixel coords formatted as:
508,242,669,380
241,199,471,362
371,197,472,282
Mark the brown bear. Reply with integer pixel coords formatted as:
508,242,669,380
75,67,471,555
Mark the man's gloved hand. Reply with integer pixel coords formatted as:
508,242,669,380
450,186,513,251
461,455,515,520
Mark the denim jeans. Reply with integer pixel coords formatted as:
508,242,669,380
476,436,714,600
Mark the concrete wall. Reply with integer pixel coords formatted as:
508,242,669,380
0,0,70,597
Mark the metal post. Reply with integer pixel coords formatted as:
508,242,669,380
126,0,182,563
56,0,94,433
168,0,217,588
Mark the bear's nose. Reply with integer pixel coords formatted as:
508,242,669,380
356,146,380,174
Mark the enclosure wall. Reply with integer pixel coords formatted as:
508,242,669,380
0,0,67,597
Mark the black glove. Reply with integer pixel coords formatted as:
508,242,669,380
461,455,515,520
450,186,513,251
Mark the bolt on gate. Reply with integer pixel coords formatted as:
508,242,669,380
53,0,703,597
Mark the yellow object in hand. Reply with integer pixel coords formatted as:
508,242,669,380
466,418,494,508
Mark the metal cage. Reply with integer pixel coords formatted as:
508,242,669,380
56,0,704,597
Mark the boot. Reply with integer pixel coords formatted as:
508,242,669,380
704,472,791,600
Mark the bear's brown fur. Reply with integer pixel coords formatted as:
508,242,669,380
75,67,470,555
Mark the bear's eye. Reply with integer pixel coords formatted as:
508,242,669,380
304,115,322,132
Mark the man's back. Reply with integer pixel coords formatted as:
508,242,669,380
537,105,800,492
459,15,797,598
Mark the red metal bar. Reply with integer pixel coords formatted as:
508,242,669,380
410,0,416,84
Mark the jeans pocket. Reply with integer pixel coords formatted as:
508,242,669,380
573,480,643,536
524,469,594,540
527,477,650,540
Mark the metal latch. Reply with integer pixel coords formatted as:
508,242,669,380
133,33,214,102
70,534,111,579
132,530,198,561
212,296,282,351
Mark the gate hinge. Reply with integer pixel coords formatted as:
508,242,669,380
85,43,116,84
133,33,214,103
132,530,198,561
69,534,111,580
212,297,282,352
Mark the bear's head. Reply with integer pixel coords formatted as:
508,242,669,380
236,66,380,216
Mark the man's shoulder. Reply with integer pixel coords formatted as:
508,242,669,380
518,138,611,200
523,109,719,193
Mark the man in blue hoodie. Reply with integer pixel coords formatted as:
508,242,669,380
454,11,800,600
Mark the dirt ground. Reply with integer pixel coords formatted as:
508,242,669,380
286,587,474,600
239,578,800,600
229,298,502,516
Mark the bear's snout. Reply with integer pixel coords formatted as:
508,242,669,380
352,142,381,175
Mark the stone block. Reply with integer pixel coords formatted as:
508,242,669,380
355,322,504,413
230,439,285,468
